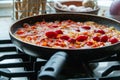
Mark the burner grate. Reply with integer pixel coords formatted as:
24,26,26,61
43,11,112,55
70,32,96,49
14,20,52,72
102,64,120,77
0,39,46,80
0,53,46,79
1,39,120,80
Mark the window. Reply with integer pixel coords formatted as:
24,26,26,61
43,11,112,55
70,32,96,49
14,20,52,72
0,0,13,17
0,0,12,7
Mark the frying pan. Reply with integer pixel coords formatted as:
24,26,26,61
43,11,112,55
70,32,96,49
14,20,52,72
9,13,120,79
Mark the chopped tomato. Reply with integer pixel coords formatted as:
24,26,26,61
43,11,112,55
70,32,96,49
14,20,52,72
49,24,59,28
68,38,76,43
109,37,119,44
76,35,88,42
100,35,108,42
55,30,63,34
60,35,70,40
94,29,105,34
45,31,57,38
93,36,100,41
86,41,93,46
81,25,91,30
16,29,25,35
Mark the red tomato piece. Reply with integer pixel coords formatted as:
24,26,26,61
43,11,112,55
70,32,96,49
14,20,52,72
52,25,58,28
76,35,88,41
60,35,70,40
55,30,63,34
94,29,105,34
81,25,91,30
48,25,58,28
93,36,100,41
51,24,59,28
86,41,93,46
16,29,25,35
31,26,36,29
45,31,57,38
100,35,108,42
68,38,76,43
23,23,30,28
109,37,119,44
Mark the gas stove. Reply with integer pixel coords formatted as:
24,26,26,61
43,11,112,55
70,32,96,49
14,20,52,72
1,39,120,80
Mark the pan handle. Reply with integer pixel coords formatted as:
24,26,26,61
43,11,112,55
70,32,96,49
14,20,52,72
38,51,68,80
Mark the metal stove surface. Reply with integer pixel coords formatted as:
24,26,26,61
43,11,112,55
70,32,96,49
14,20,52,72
0,47,27,80
0,48,45,80
1,39,120,80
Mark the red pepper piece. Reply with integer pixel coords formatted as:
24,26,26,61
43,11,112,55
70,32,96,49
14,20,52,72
68,38,76,43
60,35,70,40
16,29,24,35
76,35,88,41
55,30,63,34
93,36,100,41
45,31,57,38
86,41,93,46
81,25,91,30
100,35,108,42
109,37,119,44
94,29,105,34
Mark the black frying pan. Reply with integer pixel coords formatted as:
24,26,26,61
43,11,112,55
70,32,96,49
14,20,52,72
9,13,120,79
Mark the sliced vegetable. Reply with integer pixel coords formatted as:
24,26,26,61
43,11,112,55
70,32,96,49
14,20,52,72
76,35,88,41
81,25,91,30
55,30,63,34
68,38,76,43
93,36,100,41
94,29,105,34
109,37,119,44
100,35,108,42
45,31,57,38
60,35,70,40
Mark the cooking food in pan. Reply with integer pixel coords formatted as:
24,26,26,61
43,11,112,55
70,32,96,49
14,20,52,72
14,19,120,49
9,13,120,61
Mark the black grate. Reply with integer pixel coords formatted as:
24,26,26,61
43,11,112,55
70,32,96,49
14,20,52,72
0,39,120,80
0,39,46,80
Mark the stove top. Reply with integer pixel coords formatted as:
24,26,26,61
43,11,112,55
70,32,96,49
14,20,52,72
1,39,120,80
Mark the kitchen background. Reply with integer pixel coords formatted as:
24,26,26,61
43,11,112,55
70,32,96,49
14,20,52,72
0,0,114,39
